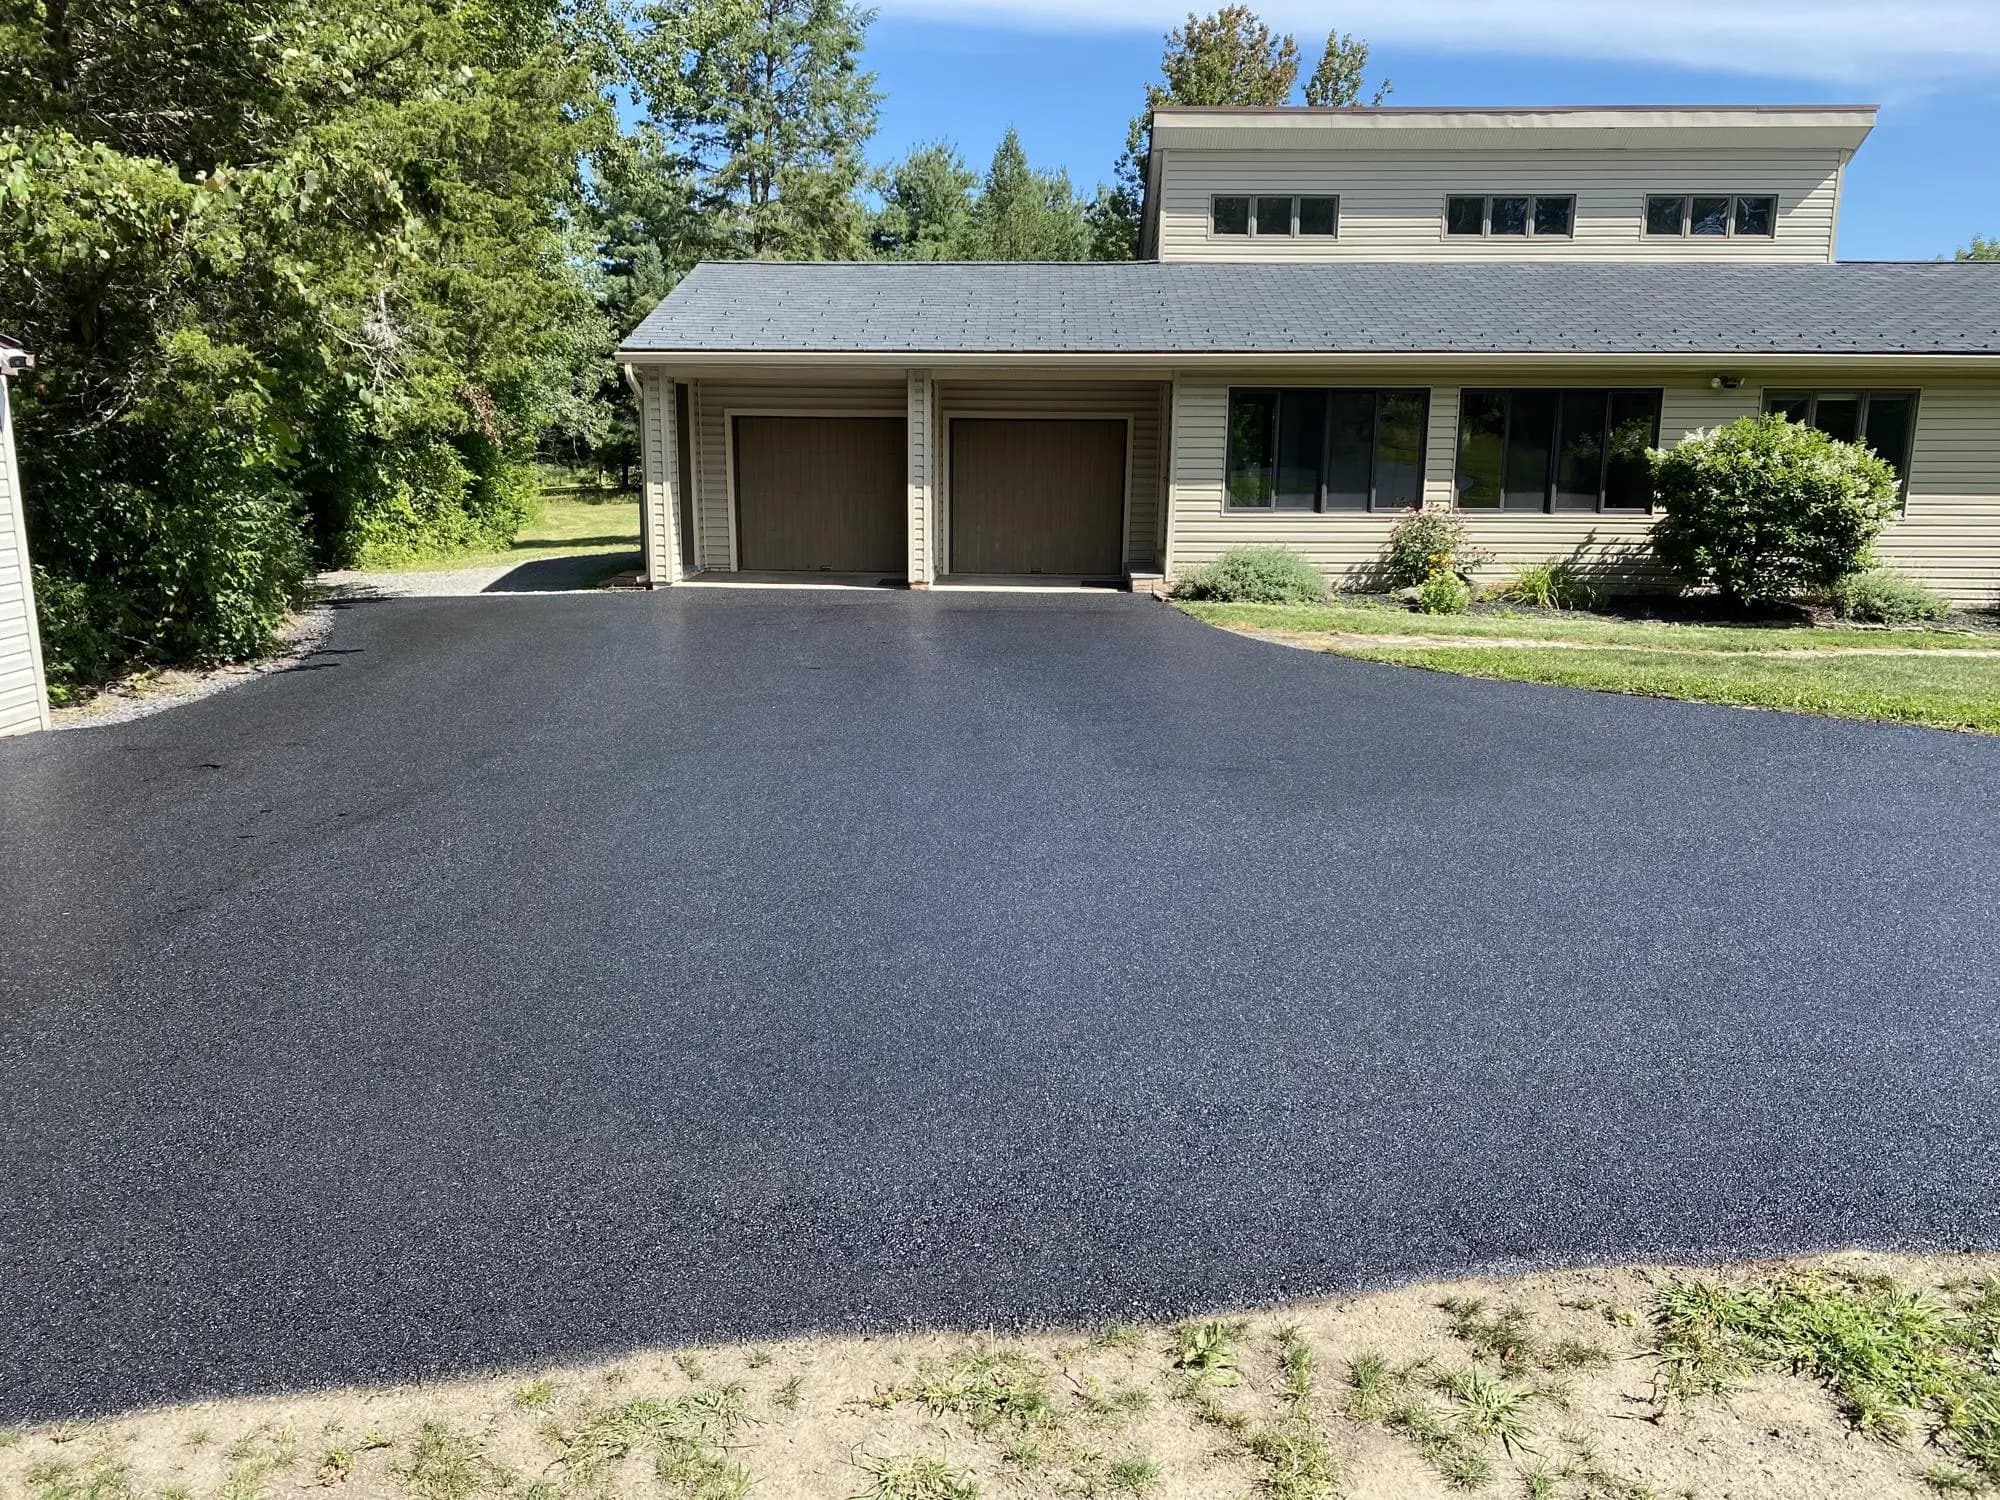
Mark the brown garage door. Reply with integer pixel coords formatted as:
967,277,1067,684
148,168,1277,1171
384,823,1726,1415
734,415,905,574
949,418,1125,576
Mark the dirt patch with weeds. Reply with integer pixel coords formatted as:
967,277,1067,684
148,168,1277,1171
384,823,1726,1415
6,1251,1997,1500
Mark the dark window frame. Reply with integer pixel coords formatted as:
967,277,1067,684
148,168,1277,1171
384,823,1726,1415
1763,388,1920,499
1442,193,1578,239
1454,388,1664,515
1224,387,1431,513
1210,193,1340,239
1642,193,1780,238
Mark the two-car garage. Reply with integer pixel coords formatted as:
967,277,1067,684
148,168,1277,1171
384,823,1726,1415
727,410,1131,581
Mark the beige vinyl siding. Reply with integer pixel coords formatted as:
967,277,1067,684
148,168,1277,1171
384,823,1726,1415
1165,371,2000,605
0,377,48,735
1874,385,2000,605
906,371,935,584
934,379,1166,572
690,377,905,572
1159,148,1841,262
636,368,681,585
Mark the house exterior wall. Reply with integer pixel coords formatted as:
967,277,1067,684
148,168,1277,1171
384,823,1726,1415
1164,369,2000,605
636,366,682,586
0,376,50,736
1155,147,1843,263
934,379,1166,573
688,376,907,572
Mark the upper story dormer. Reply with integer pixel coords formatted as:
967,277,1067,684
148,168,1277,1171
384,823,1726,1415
1139,105,1876,265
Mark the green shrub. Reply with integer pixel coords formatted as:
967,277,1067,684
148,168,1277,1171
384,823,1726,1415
1486,559,1597,611
1413,570,1471,615
24,330,309,697
1649,414,1900,604
1174,547,1326,604
1381,509,1489,589
1832,567,1951,624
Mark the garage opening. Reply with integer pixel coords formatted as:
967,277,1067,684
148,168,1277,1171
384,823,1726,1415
733,414,905,575
948,418,1126,578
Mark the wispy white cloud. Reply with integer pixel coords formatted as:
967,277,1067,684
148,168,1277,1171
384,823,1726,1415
878,0,2000,88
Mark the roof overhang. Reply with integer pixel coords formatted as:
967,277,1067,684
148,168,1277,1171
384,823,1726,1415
618,349,1995,374
1147,104,1878,155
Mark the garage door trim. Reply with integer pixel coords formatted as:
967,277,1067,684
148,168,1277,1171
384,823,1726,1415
942,411,1132,579
724,404,906,573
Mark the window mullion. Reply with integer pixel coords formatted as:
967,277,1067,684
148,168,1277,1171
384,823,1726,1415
1317,386,1332,513
1595,390,1612,513
1365,390,1382,511
1545,392,1559,513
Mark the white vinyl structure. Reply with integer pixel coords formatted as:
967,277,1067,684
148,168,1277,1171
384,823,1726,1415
0,337,50,736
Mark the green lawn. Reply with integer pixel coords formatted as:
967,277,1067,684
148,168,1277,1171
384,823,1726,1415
364,494,641,574
1181,601,2000,733
1179,600,1994,653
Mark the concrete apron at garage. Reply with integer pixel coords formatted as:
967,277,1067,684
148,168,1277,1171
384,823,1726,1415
623,368,1169,591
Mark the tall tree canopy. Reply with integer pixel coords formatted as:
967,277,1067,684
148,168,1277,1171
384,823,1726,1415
869,131,1093,262
1957,236,1999,261
869,141,978,260
1094,7,1387,258
628,0,880,261
0,0,614,693
1305,29,1390,108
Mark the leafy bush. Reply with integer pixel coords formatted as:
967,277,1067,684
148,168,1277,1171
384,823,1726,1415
1832,567,1951,624
1382,508,1489,589
1486,559,1597,611
1649,414,1900,603
24,330,309,696
1413,570,1471,614
1174,547,1326,604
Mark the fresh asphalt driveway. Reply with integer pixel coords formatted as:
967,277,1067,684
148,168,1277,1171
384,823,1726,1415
3,589,1999,1420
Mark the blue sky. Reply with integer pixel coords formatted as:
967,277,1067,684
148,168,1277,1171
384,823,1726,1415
860,4,2000,261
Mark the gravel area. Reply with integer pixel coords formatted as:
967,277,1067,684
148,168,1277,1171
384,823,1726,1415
49,604,338,730
4,589,1998,1422
317,549,638,598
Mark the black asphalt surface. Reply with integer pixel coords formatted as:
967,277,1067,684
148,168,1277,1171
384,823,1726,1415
4,590,1999,1420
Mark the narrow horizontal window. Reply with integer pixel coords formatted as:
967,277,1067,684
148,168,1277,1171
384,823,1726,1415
1445,194,1574,239
1212,196,1250,236
1226,388,1431,513
1690,195,1731,236
1297,195,1339,236
1764,389,1919,496
1489,195,1531,236
1255,195,1293,236
1734,195,1776,236
1648,193,1778,238
1645,195,1687,236
1456,389,1662,514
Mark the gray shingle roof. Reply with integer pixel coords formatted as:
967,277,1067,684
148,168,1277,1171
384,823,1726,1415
617,260,2000,358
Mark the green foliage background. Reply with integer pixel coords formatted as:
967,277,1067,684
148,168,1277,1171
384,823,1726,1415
0,0,1388,699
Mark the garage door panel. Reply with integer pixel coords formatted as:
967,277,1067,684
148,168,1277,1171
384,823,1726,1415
950,419,1125,576
735,415,905,574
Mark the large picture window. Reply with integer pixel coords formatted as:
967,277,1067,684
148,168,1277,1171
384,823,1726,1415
1225,388,1429,512
1764,389,1917,491
1455,389,1662,513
